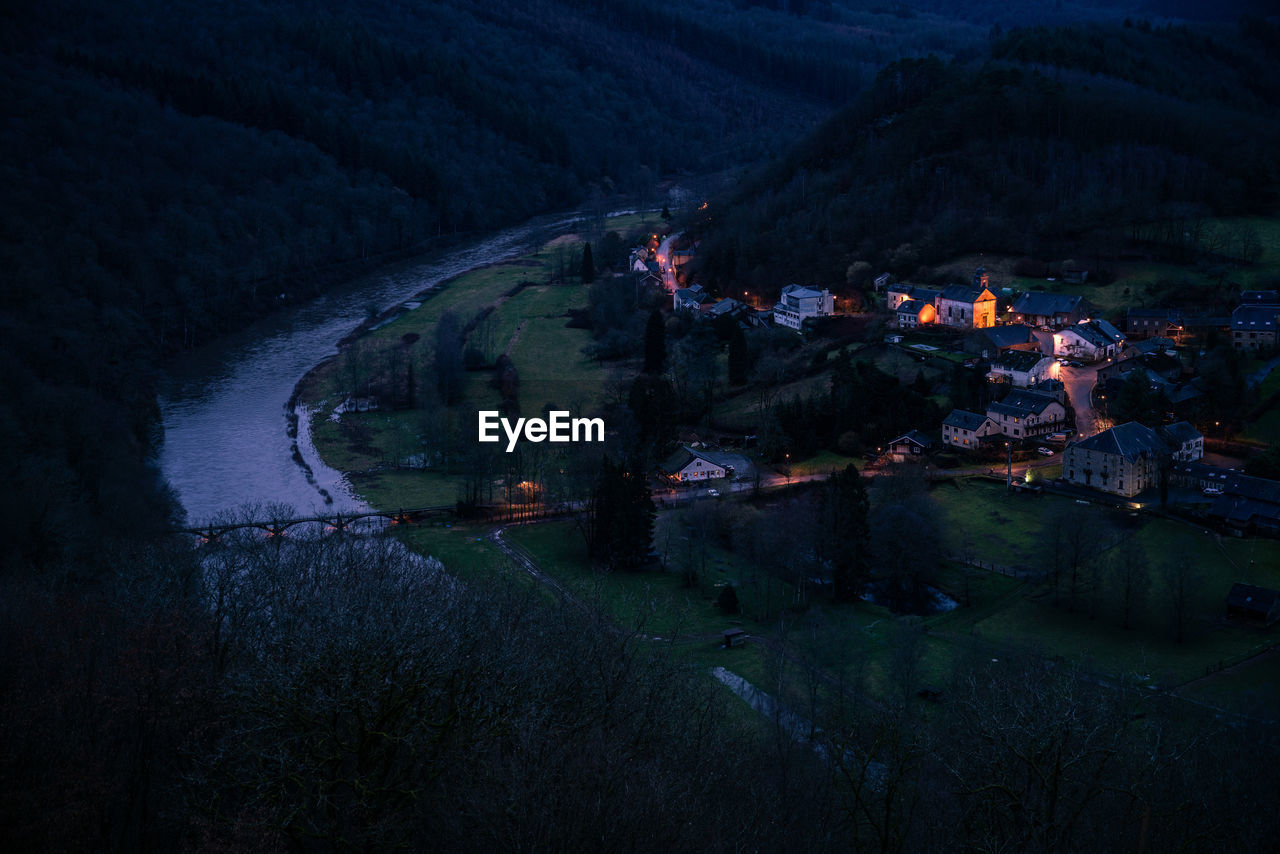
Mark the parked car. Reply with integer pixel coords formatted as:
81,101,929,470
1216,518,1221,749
1202,487,1223,496
1036,447,1055,456
707,488,720,498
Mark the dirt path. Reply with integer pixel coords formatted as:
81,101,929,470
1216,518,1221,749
503,318,528,357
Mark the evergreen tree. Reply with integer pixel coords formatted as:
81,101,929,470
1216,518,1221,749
717,584,740,615
661,204,672,220
643,309,666,374
820,464,870,602
584,457,655,571
580,242,595,284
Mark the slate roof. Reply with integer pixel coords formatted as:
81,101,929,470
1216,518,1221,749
660,445,724,474
1231,304,1280,330
707,298,745,317
1068,422,1168,462
1157,421,1201,446
1033,378,1065,395
943,409,991,431
1126,307,1176,319
888,284,940,304
1062,320,1125,349
889,429,932,449
939,284,989,303
988,389,1060,419
1126,337,1176,355
781,284,827,300
993,349,1051,372
1240,290,1280,304
896,299,928,315
1012,292,1083,317
971,325,1034,348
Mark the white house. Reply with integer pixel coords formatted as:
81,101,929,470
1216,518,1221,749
1053,319,1126,362
1157,421,1204,462
942,409,1000,450
661,447,727,482
773,284,835,330
988,350,1057,388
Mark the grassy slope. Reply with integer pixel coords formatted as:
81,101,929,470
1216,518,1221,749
305,213,666,510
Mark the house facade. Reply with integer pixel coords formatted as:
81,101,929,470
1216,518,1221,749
942,409,1000,450
935,284,997,329
1231,304,1280,353
773,284,835,330
1125,308,1180,340
1052,320,1126,362
985,389,1067,440
886,430,932,461
988,350,1057,387
661,447,727,482
1157,421,1204,462
1062,422,1173,498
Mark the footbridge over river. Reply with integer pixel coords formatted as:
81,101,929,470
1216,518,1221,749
176,506,458,543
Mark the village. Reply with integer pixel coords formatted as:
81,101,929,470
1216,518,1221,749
632,229,1280,632
643,234,1280,537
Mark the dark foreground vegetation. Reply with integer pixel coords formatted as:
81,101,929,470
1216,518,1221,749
4,524,1278,852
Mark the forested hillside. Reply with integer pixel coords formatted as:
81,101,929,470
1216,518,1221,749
691,17,1280,294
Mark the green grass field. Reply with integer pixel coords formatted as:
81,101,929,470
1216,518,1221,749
303,216,651,511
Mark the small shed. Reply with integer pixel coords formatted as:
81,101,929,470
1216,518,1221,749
722,628,748,648
1226,583,1280,627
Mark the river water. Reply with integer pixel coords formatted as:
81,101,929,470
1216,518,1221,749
158,211,598,527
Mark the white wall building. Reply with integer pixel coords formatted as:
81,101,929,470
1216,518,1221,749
772,284,835,330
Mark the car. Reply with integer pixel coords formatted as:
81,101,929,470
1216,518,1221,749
706,488,720,497
1202,487,1223,496
1068,360,1083,368
1036,447,1054,456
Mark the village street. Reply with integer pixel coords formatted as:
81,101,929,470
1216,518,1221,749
1059,360,1110,438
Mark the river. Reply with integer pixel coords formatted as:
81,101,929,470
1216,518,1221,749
158,211,605,527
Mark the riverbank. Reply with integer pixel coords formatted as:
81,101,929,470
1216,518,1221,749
291,210,669,512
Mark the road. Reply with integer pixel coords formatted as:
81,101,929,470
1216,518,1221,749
655,232,680,293
1058,360,1110,438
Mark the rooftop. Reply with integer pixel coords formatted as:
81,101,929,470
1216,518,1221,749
1011,291,1084,317
992,349,1051,372
943,409,992,431
1069,421,1168,462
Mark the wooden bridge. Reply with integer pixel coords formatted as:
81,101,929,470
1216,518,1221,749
176,506,457,543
